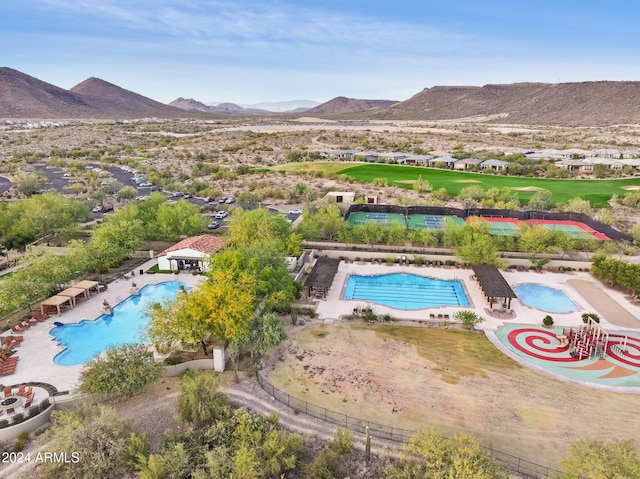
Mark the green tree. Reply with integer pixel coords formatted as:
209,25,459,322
560,439,640,479
251,312,287,358
79,344,161,397
563,197,593,215
12,171,47,196
527,189,553,210
39,404,138,479
117,185,138,200
384,429,508,479
178,371,230,428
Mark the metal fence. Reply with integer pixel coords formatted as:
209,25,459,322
345,204,631,241
256,371,566,478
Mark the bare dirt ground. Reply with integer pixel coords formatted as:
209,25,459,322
266,321,640,471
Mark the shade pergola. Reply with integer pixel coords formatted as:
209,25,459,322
40,295,74,316
305,257,340,299
73,280,100,296
58,287,89,307
472,265,517,309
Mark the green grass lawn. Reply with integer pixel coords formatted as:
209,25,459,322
278,162,640,207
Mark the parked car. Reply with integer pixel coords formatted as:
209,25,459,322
138,181,153,187
92,206,102,213
207,221,221,230
218,196,228,203
171,192,185,198
62,172,73,177
101,205,114,213
184,194,194,199
225,197,235,204
214,210,228,219
289,208,302,215
151,186,162,191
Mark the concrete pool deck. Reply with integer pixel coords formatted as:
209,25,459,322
316,261,640,333
0,260,205,391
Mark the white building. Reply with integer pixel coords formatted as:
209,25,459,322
156,235,225,272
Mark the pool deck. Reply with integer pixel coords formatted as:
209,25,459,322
0,260,205,391
315,261,640,391
316,261,640,335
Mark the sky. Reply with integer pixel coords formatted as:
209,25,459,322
3,1,640,105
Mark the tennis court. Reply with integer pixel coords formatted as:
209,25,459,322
406,214,465,230
527,219,610,241
472,217,523,237
346,211,406,227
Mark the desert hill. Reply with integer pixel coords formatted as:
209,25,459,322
304,96,398,115
5,67,640,125
0,67,93,118
355,81,640,125
169,97,272,115
0,68,186,119
70,78,185,118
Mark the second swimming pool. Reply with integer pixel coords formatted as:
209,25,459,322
344,273,470,310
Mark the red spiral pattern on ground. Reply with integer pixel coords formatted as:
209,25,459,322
606,335,640,367
507,328,578,362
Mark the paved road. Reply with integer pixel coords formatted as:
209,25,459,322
0,176,11,193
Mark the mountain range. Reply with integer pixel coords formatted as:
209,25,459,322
4,67,640,125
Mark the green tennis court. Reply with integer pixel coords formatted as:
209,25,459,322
406,215,465,230
346,211,406,227
475,218,523,237
534,223,594,239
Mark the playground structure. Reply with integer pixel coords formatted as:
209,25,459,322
560,318,607,360
559,318,626,360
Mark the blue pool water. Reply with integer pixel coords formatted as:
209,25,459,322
51,281,187,366
514,283,577,313
344,273,469,309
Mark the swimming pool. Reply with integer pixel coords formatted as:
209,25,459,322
344,273,469,309
50,281,187,366
514,283,577,313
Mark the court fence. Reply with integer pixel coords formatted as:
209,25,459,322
256,371,567,478
344,204,629,241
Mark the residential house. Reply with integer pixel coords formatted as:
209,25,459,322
480,159,509,171
453,158,483,170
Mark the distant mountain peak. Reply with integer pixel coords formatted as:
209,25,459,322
304,97,398,115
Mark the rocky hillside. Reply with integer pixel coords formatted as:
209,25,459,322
0,68,185,119
304,96,398,115
0,67,93,118
356,81,640,125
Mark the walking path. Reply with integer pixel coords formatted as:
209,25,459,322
568,279,640,328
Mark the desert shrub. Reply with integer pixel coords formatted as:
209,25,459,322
304,450,346,479
362,307,378,323
454,310,484,329
0,420,9,429
12,432,29,452
328,427,354,455
582,312,600,324
11,413,25,425
543,315,554,327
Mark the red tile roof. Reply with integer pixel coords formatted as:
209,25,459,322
156,235,225,257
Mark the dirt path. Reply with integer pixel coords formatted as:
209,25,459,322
569,279,640,327
1,374,402,479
